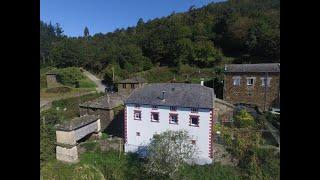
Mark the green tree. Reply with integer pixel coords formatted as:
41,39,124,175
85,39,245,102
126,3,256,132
145,130,198,179
84,26,90,37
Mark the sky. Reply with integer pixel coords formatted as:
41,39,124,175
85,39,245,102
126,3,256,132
41,0,225,37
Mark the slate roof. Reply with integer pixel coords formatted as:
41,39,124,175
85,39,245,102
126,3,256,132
119,77,146,84
125,83,215,109
55,115,100,131
79,93,125,110
225,63,280,73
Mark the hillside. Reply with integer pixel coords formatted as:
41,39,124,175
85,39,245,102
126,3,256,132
40,0,279,81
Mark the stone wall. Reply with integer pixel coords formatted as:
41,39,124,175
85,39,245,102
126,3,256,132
214,98,235,123
56,146,79,163
223,72,280,111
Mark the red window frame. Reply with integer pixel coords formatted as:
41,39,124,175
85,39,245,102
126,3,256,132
169,113,178,124
151,112,159,122
189,115,200,127
134,110,142,120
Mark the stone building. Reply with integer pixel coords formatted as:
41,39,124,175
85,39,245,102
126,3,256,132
45,71,59,88
117,77,146,95
55,115,101,163
223,63,280,111
79,93,126,134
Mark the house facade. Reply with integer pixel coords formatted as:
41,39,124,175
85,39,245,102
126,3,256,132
223,63,280,111
124,83,215,165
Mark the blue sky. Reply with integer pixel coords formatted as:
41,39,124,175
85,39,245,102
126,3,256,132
41,0,225,37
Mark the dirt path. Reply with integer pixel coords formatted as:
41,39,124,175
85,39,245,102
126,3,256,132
81,68,106,92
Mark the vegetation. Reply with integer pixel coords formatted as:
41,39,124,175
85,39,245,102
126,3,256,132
40,0,279,81
40,92,104,168
234,109,255,127
145,130,198,179
41,150,246,180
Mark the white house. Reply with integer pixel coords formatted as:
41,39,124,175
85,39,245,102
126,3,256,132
124,83,216,165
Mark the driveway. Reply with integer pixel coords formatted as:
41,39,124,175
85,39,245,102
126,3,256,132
81,68,106,92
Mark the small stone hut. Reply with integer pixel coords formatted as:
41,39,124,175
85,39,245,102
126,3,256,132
79,93,126,133
45,71,59,88
117,77,146,95
55,115,101,163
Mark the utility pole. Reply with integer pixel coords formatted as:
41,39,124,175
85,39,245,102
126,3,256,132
264,72,268,111
112,67,115,83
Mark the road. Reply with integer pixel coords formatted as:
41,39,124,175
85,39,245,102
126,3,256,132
81,68,106,92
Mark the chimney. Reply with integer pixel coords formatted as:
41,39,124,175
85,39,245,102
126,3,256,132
200,78,204,86
162,91,166,100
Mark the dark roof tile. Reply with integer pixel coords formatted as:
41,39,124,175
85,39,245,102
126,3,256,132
225,63,280,73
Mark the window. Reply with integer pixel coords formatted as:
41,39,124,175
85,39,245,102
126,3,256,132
191,108,198,113
134,110,141,120
170,106,177,111
135,104,140,108
247,77,255,86
152,105,158,109
122,84,126,88
191,140,196,145
190,115,199,127
233,76,241,86
136,132,140,136
131,84,135,89
169,114,178,124
261,77,272,87
151,112,159,122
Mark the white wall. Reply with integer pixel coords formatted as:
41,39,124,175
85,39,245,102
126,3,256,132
125,104,213,164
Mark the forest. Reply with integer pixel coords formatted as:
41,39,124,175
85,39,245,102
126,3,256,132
40,0,279,81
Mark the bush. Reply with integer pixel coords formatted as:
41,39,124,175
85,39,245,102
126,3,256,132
78,79,97,88
80,141,98,151
45,86,72,93
234,109,255,128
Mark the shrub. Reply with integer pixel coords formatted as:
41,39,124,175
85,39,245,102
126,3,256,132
78,79,97,88
45,86,72,93
234,110,255,128
80,141,98,151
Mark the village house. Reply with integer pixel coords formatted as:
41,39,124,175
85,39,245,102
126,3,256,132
223,63,280,111
124,83,215,165
117,77,146,95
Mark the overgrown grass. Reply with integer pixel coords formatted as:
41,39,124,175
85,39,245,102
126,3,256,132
41,150,246,180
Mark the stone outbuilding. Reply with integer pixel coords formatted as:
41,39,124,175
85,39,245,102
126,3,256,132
55,115,101,163
79,93,126,134
45,71,59,88
117,77,146,95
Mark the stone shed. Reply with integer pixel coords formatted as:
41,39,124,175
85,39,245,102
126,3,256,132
55,115,101,163
45,71,59,88
117,77,146,96
79,93,126,134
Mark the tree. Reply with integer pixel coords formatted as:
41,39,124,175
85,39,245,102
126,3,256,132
145,130,198,179
84,26,90,37
55,23,64,37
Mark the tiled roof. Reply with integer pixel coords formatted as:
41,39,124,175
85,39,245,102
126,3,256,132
79,93,125,110
125,83,215,109
55,115,100,131
118,77,146,83
225,63,280,73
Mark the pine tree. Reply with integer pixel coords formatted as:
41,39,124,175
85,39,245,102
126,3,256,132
84,26,89,37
